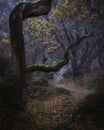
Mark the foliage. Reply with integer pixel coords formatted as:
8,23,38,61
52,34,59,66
24,0,89,65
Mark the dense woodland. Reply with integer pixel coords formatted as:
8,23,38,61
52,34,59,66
0,0,104,130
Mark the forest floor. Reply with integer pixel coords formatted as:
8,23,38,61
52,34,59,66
21,68,104,130
0,68,104,130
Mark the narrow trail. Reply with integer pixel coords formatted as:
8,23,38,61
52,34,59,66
25,70,104,129
54,77,95,103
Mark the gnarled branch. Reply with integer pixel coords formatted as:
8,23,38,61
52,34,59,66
25,45,70,73
9,0,52,79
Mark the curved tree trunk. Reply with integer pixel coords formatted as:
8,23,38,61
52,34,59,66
9,0,72,82
9,0,52,80
9,0,93,82
9,0,53,110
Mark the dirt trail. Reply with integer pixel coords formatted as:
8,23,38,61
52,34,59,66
25,72,103,129
54,77,95,103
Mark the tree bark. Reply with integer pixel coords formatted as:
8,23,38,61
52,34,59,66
91,0,104,14
91,0,100,10
9,0,52,80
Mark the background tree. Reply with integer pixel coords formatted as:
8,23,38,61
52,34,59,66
91,0,104,14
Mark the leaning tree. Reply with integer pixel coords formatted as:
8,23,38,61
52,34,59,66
9,0,71,83
10,0,101,83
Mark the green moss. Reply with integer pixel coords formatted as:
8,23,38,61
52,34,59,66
25,46,70,73
54,87,70,96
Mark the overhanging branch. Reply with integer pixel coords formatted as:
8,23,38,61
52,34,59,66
25,42,80,73
25,45,70,73
25,32,93,73
9,0,52,78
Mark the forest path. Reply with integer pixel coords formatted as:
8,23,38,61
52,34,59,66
53,75,96,103
23,70,104,130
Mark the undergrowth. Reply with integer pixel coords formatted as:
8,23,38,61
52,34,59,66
72,78,104,130
0,73,104,130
